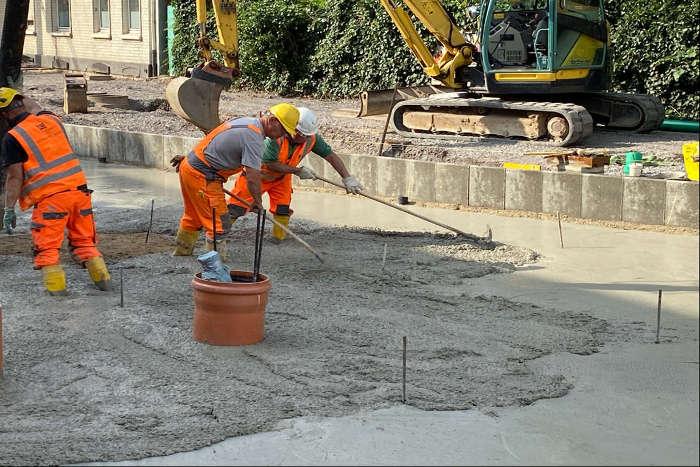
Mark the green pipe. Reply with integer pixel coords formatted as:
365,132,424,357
660,119,700,133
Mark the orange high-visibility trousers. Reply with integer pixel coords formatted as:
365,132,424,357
30,189,102,268
178,157,231,240
228,172,293,216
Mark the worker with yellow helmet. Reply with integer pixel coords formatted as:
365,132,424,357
171,103,300,260
0,87,111,295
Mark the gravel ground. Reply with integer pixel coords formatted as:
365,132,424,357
21,69,697,177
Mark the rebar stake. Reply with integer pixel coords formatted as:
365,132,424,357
145,199,155,244
119,268,124,308
212,207,217,252
655,289,662,344
557,211,564,248
381,243,388,272
402,336,407,404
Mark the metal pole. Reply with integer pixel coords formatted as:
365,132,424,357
655,289,662,344
557,211,564,248
212,207,217,252
402,336,407,404
145,199,155,244
119,268,124,308
378,83,399,157
313,172,492,244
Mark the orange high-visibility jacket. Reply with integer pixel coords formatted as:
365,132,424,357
9,113,86,211
190,121,262,180
262,134,317,182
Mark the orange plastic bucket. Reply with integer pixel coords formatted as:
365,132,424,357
191,271,271,346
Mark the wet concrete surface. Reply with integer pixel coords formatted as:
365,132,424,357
1,160,698,465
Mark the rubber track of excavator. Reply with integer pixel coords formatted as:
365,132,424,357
592,92,665,133
390,97,594,147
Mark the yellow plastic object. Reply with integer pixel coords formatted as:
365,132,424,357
0,87,21,109
42,264,67,295
503,162,541,171
173,228,200,256
271,214,290,241
683,142,699,181
86,256,111,291
269,103,300,137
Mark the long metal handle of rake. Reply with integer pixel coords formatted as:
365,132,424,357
222,188,324,263
312,172,492,244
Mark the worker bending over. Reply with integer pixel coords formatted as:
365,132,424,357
172,103,300,260
228,107,364,241
0,88,111,295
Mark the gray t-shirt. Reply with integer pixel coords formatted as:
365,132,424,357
203,117,264,171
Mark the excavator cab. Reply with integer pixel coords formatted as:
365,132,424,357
476,0,608,94
165,0,239,134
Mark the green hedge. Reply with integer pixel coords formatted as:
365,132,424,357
171,0,699,119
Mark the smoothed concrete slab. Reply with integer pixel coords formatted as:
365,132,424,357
376,157,408,199
622,177,666,225
469,166,505,209
505,169,542,212
665,180,699,227
435,163,469,205
406,159,436,202
582,174,623,221
542,172,582,217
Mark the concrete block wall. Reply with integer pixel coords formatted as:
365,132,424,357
23,0,153,76
65,124,700,228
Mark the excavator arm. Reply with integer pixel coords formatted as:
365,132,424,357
165,0,241,133
379,0,475,88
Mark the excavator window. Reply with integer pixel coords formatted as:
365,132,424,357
487,1,549,69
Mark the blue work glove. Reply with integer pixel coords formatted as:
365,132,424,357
3,207,17,234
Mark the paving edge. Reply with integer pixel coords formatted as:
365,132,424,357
64,124,700,229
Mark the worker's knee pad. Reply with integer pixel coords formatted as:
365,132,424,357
274,204,291,216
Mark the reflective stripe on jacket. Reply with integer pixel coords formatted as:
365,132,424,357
189,121,262,180
261,134,317,182
9,113,86,211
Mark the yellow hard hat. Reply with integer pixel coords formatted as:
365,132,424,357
269,103,300,136
0,87,21,109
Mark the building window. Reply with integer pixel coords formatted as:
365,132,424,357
126,0,140,31
94,0,110,31
55,0,71,30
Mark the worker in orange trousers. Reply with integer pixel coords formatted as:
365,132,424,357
0,87,110,295
171,103,300,261
228,107,364,240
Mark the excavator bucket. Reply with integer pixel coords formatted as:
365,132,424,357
357,86,444,117
165,76,225,134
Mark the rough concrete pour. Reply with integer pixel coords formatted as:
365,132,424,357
1,204,618,465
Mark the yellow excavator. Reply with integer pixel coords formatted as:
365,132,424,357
167,0,664,146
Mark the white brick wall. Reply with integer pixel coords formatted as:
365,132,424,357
23,0,155,76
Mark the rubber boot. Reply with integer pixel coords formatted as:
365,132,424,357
86,256,112,291
42,264,67,296
271,214,290,241
205,237,229,263
173,228,199,256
